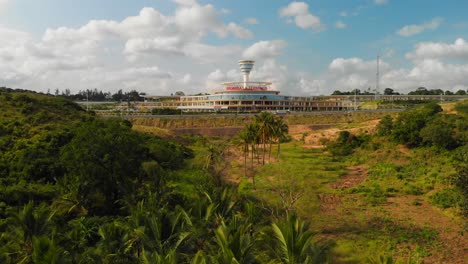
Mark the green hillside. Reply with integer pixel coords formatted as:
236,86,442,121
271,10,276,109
0,88,466,263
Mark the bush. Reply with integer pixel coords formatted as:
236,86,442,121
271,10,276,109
391,103,442,147
376,115,393,136
430,189,462,209
326,131,366,156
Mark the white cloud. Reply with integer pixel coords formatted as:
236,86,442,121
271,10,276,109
0,3,253,94
244,18,259,25
0,0,9,14
279,2,323,31
374,0,388,5
324,38,468,94
406,38,468,61
397,17,443,37
124,66,172,79
242,40,287,60
179,74,192,84
172,0,198,7
335,21,347,29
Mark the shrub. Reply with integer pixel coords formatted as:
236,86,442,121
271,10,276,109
430,189,462,209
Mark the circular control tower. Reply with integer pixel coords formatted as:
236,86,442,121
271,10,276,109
218,60,277,94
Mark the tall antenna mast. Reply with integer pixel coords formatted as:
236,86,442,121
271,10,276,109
375,55,380,100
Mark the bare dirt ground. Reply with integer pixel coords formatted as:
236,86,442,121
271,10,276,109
331,165,368,189
381,196,468,264
289,120,380,148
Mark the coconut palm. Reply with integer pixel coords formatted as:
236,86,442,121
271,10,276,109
1,201,55,263
255,112,276,165
31,236,71,264
213,219,256,264
271,214,330,264
238,129,250,178
273,117,289,159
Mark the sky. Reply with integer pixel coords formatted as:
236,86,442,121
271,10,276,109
1,0,468,95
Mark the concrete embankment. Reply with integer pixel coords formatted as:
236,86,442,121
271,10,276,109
129,111,397,137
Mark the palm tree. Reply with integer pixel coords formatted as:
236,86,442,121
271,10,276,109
246,122,260,168
96,221,136,263
255,112,276,165
273,117,289,159
213,219,256,264
271,214,330,264
8,201,54,246
2,201,55,263
133,206,192,263
238,129,250,178
31,236,71,264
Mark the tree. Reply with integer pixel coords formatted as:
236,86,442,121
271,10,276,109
420,118,457,149
274,117,289,158
455,89,467,95
60,119,147,215
383,88,394,95
376,115,393,136
271,214,331,264
213,220,256,264
255,112,276,165
392,103,442,147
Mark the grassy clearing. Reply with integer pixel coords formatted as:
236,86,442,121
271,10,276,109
223,130,465,262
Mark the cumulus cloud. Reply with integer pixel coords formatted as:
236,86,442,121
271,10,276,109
242,40,287,60
279,2,323,31
397,17,443,37
0,3,253,94
406,38,468,61
324,39,468,94
335,21,347,29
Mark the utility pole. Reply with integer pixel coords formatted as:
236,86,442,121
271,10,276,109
375,55,380,101
354,89,357,111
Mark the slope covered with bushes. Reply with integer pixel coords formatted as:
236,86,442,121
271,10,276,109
0,88,329,263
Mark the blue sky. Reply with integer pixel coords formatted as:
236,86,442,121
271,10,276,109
1,0,468,95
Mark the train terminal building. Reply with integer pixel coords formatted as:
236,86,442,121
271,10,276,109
142,60,355,112
140,60,466,113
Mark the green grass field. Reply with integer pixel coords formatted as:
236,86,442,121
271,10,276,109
223,133,465,263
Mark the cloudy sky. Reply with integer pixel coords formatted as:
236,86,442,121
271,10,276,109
1,0,468,95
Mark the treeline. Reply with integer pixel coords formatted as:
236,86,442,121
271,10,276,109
332,87,468,96
0,88,331,263
53,88,145,102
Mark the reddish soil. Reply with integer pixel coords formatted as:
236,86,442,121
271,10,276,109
289,120,381,149
381,196,468,264
331,166,368,189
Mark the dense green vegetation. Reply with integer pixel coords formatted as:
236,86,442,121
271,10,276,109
1,87,466,263
0,88,330,263
239,101,467,262
375,102,467,215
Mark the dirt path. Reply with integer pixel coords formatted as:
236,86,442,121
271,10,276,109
381,196,468,264
331,165,368,189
